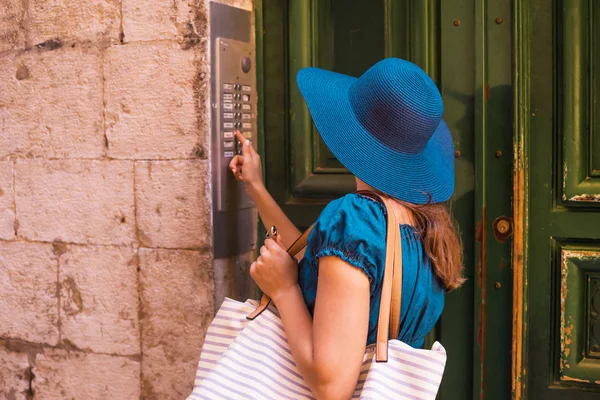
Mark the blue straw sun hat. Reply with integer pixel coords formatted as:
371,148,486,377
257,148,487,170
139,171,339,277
296,58,455,204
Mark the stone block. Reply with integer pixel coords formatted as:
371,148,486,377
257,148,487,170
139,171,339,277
28,0,120,45
0,161,15,240
0,46,104,159
60,245,140,355
0,344,30,400
135,160,210,249
32,349,140,399
0,0,26,52
139,248,214,400
104,42,207,159
122,0,207,44
0,241,59,345
15,159,135,245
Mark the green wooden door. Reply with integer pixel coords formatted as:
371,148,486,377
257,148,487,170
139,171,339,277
255,1,513,398
513,0,600,398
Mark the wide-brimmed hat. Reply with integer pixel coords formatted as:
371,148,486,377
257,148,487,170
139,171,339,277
296,58,454,204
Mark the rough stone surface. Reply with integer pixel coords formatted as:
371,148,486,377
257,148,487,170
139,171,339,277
0,46,104,159
0,0,26,52
139,248,214,400
104,42,207,159
28,0,120,46
0,344,30,400
122,0,207,44
0,241,59,345
32,349,140,399
60,245,140,355
135,160,211,249
15,159,135,245
0,161,15,240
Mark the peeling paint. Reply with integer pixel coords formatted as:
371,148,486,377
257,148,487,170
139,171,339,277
563,160,568,197
475,208,487,400
569,193,600,202
560,252,570,373
560,375,591,383
512,127,528,400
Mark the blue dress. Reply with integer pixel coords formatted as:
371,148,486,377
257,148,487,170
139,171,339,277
297,192,445,348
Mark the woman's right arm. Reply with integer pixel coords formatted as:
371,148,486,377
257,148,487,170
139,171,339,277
229,132,305,260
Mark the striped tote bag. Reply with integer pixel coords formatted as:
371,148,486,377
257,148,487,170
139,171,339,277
187,191,447,399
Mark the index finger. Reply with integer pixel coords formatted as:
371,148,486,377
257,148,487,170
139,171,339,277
235,131,253,160
235,130,246,143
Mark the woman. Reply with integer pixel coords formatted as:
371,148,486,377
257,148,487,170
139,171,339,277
229,58,464,400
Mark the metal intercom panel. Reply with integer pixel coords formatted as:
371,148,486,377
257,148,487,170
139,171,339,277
214,37,257,212
210,2,256,258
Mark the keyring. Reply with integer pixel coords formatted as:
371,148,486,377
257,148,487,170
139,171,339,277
265,225,277,240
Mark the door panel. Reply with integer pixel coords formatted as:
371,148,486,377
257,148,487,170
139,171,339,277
518,0,600,397
255,1,511,398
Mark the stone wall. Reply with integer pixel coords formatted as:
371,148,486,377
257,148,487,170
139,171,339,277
0,0,251,398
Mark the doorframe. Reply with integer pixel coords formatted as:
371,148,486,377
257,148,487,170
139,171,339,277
511,0,530,398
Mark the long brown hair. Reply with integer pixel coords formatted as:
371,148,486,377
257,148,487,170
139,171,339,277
397,199,465,291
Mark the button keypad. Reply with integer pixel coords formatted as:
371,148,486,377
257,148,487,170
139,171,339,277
222,82,255,158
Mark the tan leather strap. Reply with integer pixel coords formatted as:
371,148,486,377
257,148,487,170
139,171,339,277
356,190,404,362
389,214,403,339
246,223,314,320
374,194,397,362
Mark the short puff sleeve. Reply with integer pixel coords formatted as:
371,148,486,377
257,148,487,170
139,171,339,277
307,193,387,292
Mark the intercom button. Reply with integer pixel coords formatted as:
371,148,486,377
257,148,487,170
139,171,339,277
241,57,252,73
223,93,233,100
223,141,234,149
223,112,234,119
242,85,252,92
242,94,250,102
242,132,252,139
242,104,251,110
223,131,234,139
242,122,251,129
224,151,234,158
223,103,233,110
223,83,233,90
224,122,234,129
242,113,252,120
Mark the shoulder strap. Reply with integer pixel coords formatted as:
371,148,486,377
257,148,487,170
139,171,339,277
356,190,403,362
246,223,314,320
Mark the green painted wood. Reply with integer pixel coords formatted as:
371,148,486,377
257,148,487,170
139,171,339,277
562,0,600,204
471,0,513,399
438,0,476,397
590,0,600,178
524,0,600,397
256,1,514,399
558,245,600,382
511,0,531,396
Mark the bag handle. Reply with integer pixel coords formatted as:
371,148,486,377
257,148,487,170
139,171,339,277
246,190,403,362
246,223,314,320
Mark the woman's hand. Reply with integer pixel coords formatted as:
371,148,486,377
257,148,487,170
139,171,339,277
250,235,299,302
229,131,264,196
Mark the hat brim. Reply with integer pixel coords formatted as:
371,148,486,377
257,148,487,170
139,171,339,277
296,67,455,204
